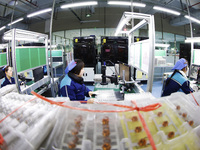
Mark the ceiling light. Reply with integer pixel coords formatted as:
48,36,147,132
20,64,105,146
61,1,98,9
155,43,170,48
48,45,57,48
86,14,91,17
27,8,52,18
0,44,7,49
185,37,200,43
80,20,100,23
4,36,39,42
153,6,180,16
0,26,6,31
184,15,200,24
108,1,146,7
8,18,23,26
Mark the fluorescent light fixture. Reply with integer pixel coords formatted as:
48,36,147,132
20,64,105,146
108,1,146,7
185,37,200,43
0,44,7,49
61,1,98,9
184,15,200,24
128,19,148,34
27,8,52,18
155,43,170,48
0,26,6,31
8,18,23,26
0,46,5,49
80,20,100,23
4,36,39,42
153,6,180,16
48,45,57,48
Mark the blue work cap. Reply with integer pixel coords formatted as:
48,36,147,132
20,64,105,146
2,65,8,71
65,60,77,74
172,58,187,70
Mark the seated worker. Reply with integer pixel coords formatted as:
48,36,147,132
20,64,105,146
162,58,193,97
1,65,15,88
60,59,94,103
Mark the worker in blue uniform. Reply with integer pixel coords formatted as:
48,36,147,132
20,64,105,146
60,59,94,102
162,58,193,97
1,65,15,88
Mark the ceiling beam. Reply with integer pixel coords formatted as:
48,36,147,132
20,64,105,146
69,8,82,22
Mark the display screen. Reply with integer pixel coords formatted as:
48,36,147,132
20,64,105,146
33,67,44,82
190,64,200,81
53,57,62,62
0,67,5,79
197,69,200,84
119,62,131,81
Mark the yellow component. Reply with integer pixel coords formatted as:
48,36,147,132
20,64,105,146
75,38,78,43
136,70,143,79
118,103,200,150
137,38,140,42
24,72,28,77
103,38,106,43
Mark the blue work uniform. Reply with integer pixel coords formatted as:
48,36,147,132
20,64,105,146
162,71,193,97
1,76,15,88
60,74,91,101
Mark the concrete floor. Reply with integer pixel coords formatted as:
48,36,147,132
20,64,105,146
139,79,163,98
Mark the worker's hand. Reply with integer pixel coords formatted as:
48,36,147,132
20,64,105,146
87,98,95,104
89,91,95,97
89,91,98,97
20,81,25,85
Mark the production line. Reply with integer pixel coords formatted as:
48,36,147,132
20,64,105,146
0,90,200,150
0,5,200,150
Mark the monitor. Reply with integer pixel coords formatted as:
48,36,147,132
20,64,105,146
33,67,44,82
119,62,131,81
52,57,62,62
0,67,5,79
197,69,200,84
190,64,200,81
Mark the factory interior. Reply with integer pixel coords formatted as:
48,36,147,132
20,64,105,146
0,0,200,149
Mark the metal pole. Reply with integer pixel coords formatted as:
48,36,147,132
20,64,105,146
131,0,134,43
49,0,56,97
147,15,155,92
12,29,21,93
8,0,17,66
104,7,106,36
185,0,193,78
6,44,9,66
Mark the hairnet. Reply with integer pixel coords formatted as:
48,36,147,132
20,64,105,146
172,58,187,70
65,60,77,74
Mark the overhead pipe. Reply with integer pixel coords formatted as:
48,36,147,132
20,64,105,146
23,0,38,7
0,2,25,14
184,1,200,10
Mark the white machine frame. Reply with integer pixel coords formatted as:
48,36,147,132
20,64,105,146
115,12,155,92
0,43,9,67
0,44,9,85
3,29,51,94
